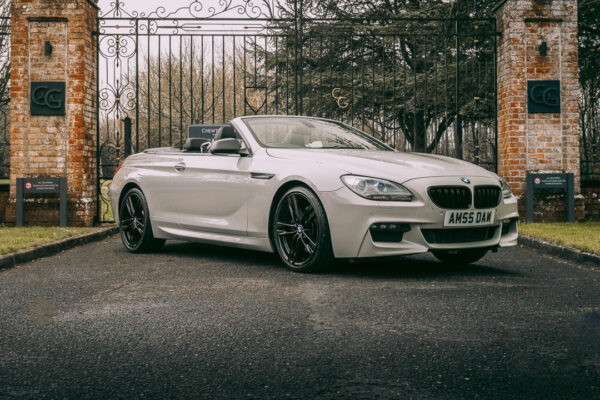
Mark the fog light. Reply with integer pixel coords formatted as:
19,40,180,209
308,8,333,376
501,217,518,235
369,223,411,243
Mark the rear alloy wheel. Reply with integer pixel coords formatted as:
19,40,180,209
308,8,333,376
119,188,165,253
271,187,334,272
432,248,488,265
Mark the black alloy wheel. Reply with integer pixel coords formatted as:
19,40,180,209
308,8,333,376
272,186,334,272
119,188,165,253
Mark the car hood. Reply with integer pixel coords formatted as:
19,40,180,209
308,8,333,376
265,148,498,183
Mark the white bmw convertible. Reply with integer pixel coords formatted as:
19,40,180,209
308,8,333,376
110,116,518,272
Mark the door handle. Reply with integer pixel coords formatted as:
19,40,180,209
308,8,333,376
174,162,186,172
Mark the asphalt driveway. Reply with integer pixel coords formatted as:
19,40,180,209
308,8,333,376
0,236,599,399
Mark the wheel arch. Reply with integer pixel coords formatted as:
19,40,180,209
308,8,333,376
118,182,142,211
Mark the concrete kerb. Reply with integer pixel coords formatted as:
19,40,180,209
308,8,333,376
519,234,600,266
0,225,118,270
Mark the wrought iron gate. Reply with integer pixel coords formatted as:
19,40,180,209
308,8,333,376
97,0,498,222
0,14,10,183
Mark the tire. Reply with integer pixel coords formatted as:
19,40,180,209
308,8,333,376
271,186,334,272
432,248,488,265
118,187,165,253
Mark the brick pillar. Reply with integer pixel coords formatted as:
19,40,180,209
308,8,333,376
8,0,98,226
495,0,581,221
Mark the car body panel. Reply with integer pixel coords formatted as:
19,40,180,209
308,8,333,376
110,115,518,259
320,176,518,258
111,152,182,233
169,153,253,235
265,148,497,184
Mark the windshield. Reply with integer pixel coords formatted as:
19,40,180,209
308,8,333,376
242,117,392,150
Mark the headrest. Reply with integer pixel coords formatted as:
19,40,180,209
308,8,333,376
289,127,310,147
289,132,307,147
183,137,210,151
214,125,238,141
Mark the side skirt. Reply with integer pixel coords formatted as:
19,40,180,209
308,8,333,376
155,225,274,253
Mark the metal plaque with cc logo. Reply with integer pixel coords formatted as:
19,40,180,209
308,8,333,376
30,81,66,116
527,80,560,114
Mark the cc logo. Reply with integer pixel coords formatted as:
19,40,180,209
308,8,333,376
527,80,560,114
529,84,559,107
32,86,63,110
331,88,349,109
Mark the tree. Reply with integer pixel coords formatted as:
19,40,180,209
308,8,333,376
99,36,254,175
579,0,600,180
259,0,496,164
0,0,9,179
97,0,597,176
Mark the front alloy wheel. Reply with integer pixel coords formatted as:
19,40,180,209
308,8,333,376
119,188,165,253
272,187,333,272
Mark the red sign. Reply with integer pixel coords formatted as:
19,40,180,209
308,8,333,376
534,177,541,185
24,182,32,190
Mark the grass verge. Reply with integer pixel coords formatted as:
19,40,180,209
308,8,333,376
0,227,100,255
519,222,600,255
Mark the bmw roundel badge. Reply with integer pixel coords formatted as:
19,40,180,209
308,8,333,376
460,177,471,184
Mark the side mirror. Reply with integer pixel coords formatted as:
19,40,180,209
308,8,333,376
210,138,249,155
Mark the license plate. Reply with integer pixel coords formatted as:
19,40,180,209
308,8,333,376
444,210,495,227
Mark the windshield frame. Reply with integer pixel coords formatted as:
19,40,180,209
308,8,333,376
241,116,395,151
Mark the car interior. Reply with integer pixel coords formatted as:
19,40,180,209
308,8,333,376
182,125,243,153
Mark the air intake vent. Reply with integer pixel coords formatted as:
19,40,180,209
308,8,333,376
474,186,501,209
427,186,471,209
421,226,498,244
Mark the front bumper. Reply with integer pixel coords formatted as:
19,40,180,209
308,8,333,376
320,176,519,258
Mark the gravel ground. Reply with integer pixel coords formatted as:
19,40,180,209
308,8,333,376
0,236,599,399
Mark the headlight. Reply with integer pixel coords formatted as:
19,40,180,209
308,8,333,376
341,175,413,201
499,178,513,199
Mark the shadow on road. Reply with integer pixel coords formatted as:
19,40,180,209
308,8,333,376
160,241,281,265
157,241,520,280
330,257,521,279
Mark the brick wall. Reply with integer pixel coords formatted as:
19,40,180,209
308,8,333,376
7,0,98,226
495,0,582,220
582,187,600,221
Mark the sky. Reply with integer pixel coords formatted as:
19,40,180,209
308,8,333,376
98,0,246,17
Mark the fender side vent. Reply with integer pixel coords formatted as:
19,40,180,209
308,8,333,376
250,172,274,180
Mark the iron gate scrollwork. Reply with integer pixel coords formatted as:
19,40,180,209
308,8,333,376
0,14,9,183
97,0,499,223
